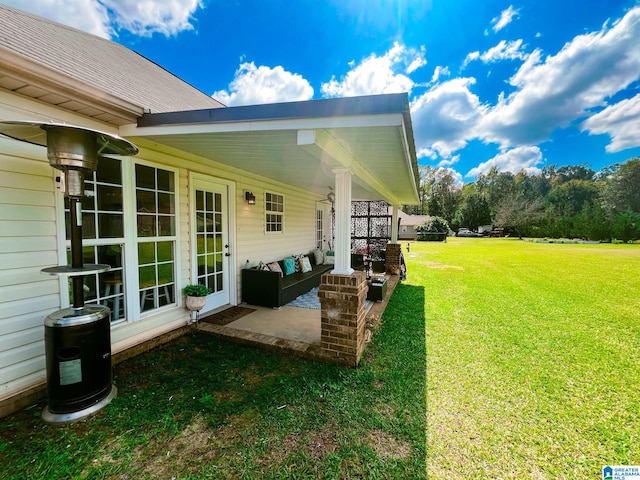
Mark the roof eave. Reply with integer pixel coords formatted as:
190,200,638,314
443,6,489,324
0,47,144,123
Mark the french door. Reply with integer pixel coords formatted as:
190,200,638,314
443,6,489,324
191,178,231,313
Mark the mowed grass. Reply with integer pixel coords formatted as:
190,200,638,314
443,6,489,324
411,238,640,478
0,283,425,478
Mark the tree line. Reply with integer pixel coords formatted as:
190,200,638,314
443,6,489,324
403,157,640,242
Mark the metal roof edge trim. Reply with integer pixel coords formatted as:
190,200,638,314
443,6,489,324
138,93,410,127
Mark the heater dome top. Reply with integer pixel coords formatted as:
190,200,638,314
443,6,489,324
0,120,138,156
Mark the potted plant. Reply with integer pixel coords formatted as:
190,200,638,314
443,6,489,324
183,284,210,312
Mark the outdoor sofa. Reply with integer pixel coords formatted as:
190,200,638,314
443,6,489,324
241,252,333,308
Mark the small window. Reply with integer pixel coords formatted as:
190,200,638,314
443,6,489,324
265,191,284,233
316,209,324,248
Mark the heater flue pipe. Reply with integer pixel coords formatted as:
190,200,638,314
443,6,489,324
69,195,85,309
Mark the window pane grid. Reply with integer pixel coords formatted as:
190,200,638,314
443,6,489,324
67,244,126,324
195,190,223,293
65,157,124,240
136,165,177,313
265,192,284,233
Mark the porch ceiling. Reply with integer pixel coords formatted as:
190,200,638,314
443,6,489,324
119,94,420,206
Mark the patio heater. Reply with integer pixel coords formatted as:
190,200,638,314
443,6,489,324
0,121,138,423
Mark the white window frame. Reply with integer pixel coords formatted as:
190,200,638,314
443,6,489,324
264,190,284,234
55,157,181,325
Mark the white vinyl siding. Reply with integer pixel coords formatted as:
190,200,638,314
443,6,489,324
0,138,57,399
0,92,326,411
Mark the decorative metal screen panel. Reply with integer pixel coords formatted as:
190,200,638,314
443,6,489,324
350,201,391,260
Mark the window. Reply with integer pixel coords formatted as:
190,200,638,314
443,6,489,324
265,191,284,233
316,209,323,249
62,159,179,322
64,157,126,324
136,164,176,313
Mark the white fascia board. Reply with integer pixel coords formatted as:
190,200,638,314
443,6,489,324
119,113,403,138
400,117,420,204
0,48,143,121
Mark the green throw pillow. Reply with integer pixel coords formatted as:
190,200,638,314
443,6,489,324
283,257,296,275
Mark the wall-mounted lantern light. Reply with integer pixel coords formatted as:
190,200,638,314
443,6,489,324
245,191,256,205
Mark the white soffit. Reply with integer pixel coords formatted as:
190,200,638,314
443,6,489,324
119,94,420,205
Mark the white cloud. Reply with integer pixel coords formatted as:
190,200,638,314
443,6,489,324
320,42,425,97
492,5,520,33
3,0,112,38
481,39,528,63
410,77,487,158
430,66,450,83
582,93,640,152
479,6,640,147
212,62,314,106
467,146,543,177
463,39,527,68
102,0,202,37
437,155,460,168
6,0,202,38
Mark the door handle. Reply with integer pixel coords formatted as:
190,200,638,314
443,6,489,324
225,253,230,257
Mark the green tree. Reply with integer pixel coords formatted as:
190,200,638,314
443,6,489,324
611,210,640,243
456,192,492,231
495,193,544,239
476,166,516,216
423,167,461,225
602,157,640,214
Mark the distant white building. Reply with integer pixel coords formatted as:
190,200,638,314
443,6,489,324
393,209,431,240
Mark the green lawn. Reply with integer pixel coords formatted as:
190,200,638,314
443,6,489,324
0,279,425,478
414,238,640,478
3,238,638,478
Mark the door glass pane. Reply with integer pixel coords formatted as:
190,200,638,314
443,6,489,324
195,187,225,294
196,190,204,210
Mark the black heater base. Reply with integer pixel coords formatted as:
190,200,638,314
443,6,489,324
42,305,117,424
42,385,117,424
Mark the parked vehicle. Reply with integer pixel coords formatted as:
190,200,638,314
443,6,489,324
457,228,482,237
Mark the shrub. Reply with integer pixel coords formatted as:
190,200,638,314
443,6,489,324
416,216,450,241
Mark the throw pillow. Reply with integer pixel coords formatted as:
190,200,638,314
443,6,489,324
257,261,270,271
312,248,323,265
282,257,296,275
267,261,283,276
299,255,312,273
323,250,335,265
293,253,304,273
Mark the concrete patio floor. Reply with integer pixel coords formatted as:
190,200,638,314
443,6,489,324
197,274,400,361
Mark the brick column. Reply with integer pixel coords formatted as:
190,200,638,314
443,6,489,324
385,243,402,275
318,271,368,367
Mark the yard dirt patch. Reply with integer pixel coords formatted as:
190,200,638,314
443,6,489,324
426,261,464,270
365,429,412,460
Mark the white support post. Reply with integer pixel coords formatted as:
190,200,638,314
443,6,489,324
391,205,399,243
331,168,354,275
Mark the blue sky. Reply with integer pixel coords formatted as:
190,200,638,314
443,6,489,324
8,0,640,184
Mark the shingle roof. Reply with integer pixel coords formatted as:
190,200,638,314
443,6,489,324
0,4,224,117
